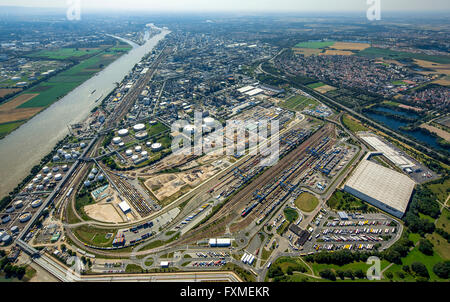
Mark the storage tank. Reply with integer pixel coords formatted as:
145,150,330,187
131,155,139,162
151,143,162,151
65,154,72,160
14,200,23,209
31,199,43,208
133,123,146,132
112,137,122,144
149,120,157,125
62,165,68,171
47,173,53,179
43,166,50,173
1,215,11,224
91,168,98,175
97,174,105,182
19,212,32,223
1,235,12,244
52,167,59,172
118,129,129,137
88,173,95,180
84,180,91,187
141,151,148,158
125,149,133,157
135,132,148,140
204,117,215,127
135,146,142,153
37,185,44,191
10,226,19,233
146,142,152,147
54,174,63,181
119,142,125,147
80,142,86,148
5,206,14,213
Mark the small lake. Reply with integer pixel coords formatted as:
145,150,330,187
365,111,446,152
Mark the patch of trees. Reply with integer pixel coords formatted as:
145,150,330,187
432,261,450,279
418,239,434,256
0,256,26,280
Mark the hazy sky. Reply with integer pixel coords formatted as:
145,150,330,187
1,0,449,12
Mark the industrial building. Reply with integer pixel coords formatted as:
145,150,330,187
359,133,415,169
344,159,416,218
209,238,231,247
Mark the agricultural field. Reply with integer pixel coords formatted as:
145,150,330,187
0,120,25,139
329,42,370,51
292,48,322,57
294,41,335,49
27,47,104,60
357,47,450,64
0,88,21,98
320,50,354,56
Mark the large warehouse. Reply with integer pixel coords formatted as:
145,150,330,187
344,159,416,218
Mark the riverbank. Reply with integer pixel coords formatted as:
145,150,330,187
0,27,170,199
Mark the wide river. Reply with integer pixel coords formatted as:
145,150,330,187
0,28,170,198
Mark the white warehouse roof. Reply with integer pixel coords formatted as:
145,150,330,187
237,85,255,93
344,160,415,217
118,201,131,213
245,88,264,96
359,134,414,168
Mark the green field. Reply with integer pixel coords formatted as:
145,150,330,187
284,207,299,222
0,120,25,139
28,47,104,60
342,114,369,133
357,47,450,64
295,192,319,212
73,225,116,247
307,82,326,89
295,41,335,49
280,95,319,111
148,122,169,137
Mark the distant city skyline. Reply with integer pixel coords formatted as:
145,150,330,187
1,0,449,12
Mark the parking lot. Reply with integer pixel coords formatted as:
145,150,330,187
285,211,402,253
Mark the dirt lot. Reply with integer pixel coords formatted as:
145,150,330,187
84,200,125,223
0,88,21,98
314,85,336,94
421,123,450,142
0,93,42,123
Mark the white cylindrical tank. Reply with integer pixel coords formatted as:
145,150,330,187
54,174,62,181
133,123,146,132
62,165,68,171
97,174,105,182
118,129,129,137
19,213,32,223
31,199,43,208
141,151,148,158
125,149,133,156
151,143,162,151
14,200,23,209
135,146,142,153
135,132,148,140
112,137,122,144
52,167,59,172
131,155,139,162
84,180,91,187
204,117,215,127
88,173,95,180
43,166,50,173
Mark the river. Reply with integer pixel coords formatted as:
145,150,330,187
0,28,170,199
